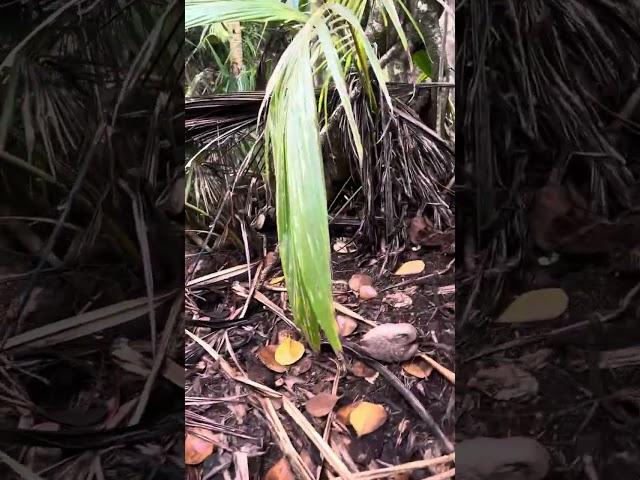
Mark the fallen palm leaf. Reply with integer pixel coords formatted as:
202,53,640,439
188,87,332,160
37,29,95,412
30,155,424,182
186,256,259,288
185,427,216,465
305,392,339,418
402,358,433,379
258,345,288,373
394,260,426,275
349,402,387,437
264,457,296,480
496,288,568,323
275,337,305,366
2,292,174,352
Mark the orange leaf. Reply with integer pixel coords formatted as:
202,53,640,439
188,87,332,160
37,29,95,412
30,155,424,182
349,402,387,437
264,457,295,480
336,402,360,425
305,392,339,417
402,358,433,379
258,345,288,373
394,260,425,275
275,337,305,366
185,427,215,465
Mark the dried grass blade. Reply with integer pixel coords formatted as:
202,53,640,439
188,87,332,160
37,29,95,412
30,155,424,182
3,293,174,352
281,397,354,479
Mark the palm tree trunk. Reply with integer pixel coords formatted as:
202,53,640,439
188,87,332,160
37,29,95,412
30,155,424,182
227,21,243,80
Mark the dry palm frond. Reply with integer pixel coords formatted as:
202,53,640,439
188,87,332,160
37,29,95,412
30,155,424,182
458,0,640,327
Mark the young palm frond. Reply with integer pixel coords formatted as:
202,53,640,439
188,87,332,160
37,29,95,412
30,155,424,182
185,0,411,351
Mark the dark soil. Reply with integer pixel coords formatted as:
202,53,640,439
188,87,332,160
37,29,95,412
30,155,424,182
185,232,455,479
457,255,640,478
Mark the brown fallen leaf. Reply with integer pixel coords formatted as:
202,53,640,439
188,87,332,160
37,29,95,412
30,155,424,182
185,427,216,465
336,315,358,336
383,292,413,308
408,215,431,244
348,273,373,292
305,392,340,417
336,402,360,425
349,402,388,437
394,260,425,275
333,237,357,253
282,375,307,389
290,356,313,376
469,364,539,401
258,345,288,373
264,457,295,480
402,357,433,379
351,360,376,378
496,288,569,323
359,285,378,300
275,337,305,366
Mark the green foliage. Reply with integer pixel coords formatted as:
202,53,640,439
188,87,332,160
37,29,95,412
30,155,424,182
185,0,410,352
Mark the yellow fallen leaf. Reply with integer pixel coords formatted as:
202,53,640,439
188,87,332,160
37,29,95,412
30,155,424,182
264,457,295,480
269,276,285,285
185,427,216,465
402,358,433,379
350,402,387,437
496,288,568,323
275,337,305,366
394,260,425,275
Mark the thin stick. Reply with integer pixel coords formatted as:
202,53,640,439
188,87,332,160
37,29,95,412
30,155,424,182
338,454,455,480
316,359,343,480
418,353,455,384
239,261,263,318
260,398,315,480
281,398,354,479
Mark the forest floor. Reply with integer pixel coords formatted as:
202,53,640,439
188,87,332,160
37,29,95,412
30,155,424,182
184,222,456,479
457,252,640,478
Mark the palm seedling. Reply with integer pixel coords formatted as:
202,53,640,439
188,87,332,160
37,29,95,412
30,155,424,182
185,0,413,352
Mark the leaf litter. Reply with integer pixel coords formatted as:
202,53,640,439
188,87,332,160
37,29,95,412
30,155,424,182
185,235,456,478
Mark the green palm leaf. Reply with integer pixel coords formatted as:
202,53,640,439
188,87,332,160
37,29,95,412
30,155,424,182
186,0,308,29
